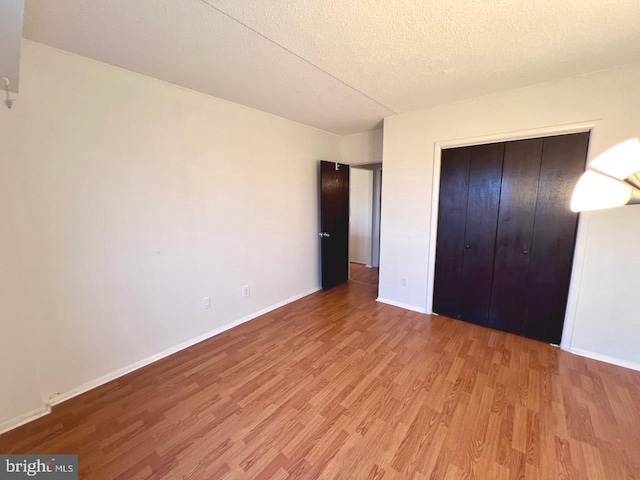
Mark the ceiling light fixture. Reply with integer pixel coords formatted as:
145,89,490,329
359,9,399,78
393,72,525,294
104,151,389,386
570,138,640,212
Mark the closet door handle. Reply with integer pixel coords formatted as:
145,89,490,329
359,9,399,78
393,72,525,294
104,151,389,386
465,244,471,249
523,249,529,254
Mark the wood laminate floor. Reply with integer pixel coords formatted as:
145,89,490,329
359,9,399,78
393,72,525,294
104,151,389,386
349,263,379,287
2,279,639,479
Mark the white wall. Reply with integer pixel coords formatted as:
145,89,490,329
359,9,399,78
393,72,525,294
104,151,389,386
0,157,44,429
349,168,373,265
0,41,341,430
380,61,640,367
341,128,383,165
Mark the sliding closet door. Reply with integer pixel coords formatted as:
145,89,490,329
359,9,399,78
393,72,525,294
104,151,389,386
522,132,589,343
458,143,504,326
433,148,471,320
489,139,543,334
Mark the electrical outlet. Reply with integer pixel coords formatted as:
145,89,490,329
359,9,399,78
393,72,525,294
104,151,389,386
401,277,408,287
242,285,250,298
202,296,211,309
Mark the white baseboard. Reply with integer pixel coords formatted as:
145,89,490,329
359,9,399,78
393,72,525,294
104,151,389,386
2,287,321,433
13,288,636,435
376,297,427,314
0,406,51,436
49,286,321,406
567,347,640,372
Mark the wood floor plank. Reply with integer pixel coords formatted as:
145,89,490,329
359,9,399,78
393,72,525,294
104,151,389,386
1,264,639,479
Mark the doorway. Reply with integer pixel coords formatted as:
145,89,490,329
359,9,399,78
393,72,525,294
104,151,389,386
349,163,382,288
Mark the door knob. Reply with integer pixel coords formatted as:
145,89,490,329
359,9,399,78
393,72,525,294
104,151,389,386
318,232,330,238
523,250,529,254
324,232,331,238
465,244,470,249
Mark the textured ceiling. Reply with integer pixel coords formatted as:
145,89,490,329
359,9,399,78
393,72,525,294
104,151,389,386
23,0,640,134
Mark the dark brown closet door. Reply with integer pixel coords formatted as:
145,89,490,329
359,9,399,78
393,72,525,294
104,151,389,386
522,132,589,343
458,143,504,326
489,139,543,334
433,147,471,319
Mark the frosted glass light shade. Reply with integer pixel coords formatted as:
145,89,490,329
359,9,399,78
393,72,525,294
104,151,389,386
570,171,633,212
589,138,640,180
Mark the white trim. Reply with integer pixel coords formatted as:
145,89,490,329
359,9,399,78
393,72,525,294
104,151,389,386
3,284,637,436
376,297,427,314
371,167,383,268
0,406,51,436
349,161,383,169
425,120,600,351
559,212,591,350
431,120,598,150
0,287,320,435
0,287,320,434
49,287,320,406
569,347,640,372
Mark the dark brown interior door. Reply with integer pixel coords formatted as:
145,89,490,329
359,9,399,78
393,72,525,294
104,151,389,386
522,132,589,343
489,138,543,334
433,147,471,320
320,160,350,290
458,143,504,326
434,143,503,326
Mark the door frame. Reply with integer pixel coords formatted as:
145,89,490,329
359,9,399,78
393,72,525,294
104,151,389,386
426,120,598,348
349,162,383,268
